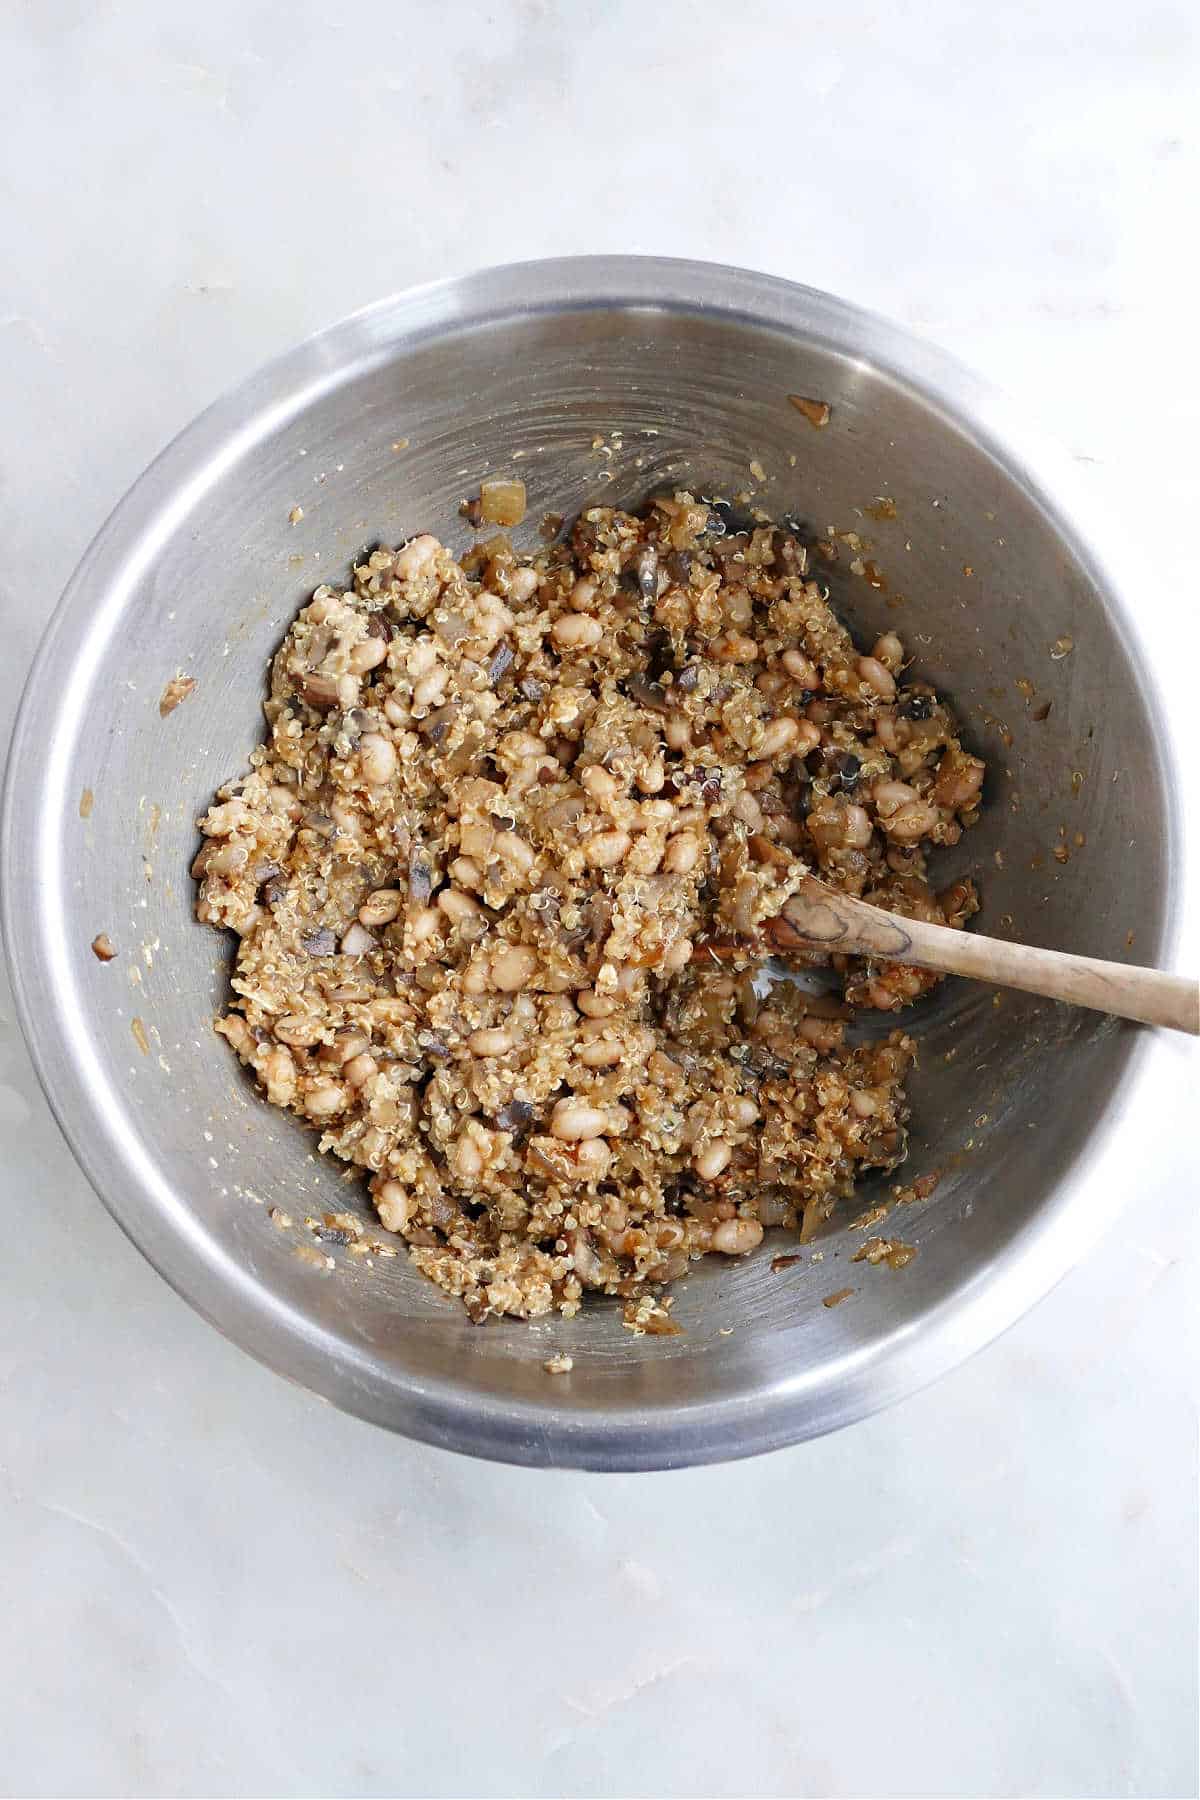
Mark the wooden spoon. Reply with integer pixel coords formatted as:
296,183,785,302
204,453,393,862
770,878,1198,1035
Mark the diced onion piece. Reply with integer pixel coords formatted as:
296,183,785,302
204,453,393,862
480,479,527,527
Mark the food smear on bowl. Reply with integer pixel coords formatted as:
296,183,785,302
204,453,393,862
193,495,985,1323
159,673,197,718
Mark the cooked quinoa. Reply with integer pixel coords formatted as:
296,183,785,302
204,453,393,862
194,495,984,1321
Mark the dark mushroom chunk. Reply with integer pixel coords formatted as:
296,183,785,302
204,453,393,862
898,691,934,721
409,851,433,905
300,926,337,956
494,1098,534,1138
635,545,659,599
337,708,369,751
487,642,515,686
775,533,808,575
421,704,457,744
668,765,722,804
529,887,562,923
825,752,861,793
626,673,671,713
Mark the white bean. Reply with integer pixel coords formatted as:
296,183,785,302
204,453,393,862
798,1017,843,1052
885,801,939,843
494,832,535,873
712,1218,764,1255
550,1100,609,1141
782,649,819,687
408,906,442,943
662,938,693,975
694,1139,732,1180
205,842,248,876
340,922,376,957
407,637,439,678
306,1082,346,1118
359,733,397,784
375,1180,413,1232
454,1135,484,1179
843,803,873,849
502,729,544,760
577,988,617,1018
263,1046,296,1106
552,613,603,650
712,632,758,663
857,655,896,700
873,778,918,816
350,636,388,674
875,712,900,753
344,1053,378,1088
394,534,441,579
461,960,490,995
491,945,536,991
873,632,904,671
438,888,481,922
508,566,540,602
636,756,666,795
584,829,631,869
359,888,403,926
274,1016,323,1047
575,1138,612,1179
754,717,803,761
449,856,483,888
582,765,620,802
733,790,764,831
664,833,701,875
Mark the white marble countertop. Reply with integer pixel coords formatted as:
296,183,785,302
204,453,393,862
1,3,1196,1795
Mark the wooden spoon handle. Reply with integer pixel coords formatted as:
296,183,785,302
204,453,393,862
777,881,1199,1035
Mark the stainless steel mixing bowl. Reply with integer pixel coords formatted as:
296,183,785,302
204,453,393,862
2,258,1181,1469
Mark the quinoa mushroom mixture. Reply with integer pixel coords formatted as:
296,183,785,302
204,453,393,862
194,496,984,1321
